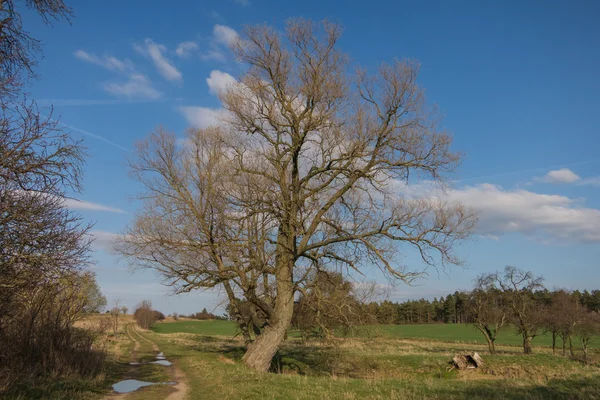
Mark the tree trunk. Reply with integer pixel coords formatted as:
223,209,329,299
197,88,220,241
568,336,574,358
562,337,567,356
486,337,496,355
523,335,533,354
551,331,556,354
242,245,295,372
582,340,588,363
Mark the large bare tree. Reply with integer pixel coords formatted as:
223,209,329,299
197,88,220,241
119,19,476,371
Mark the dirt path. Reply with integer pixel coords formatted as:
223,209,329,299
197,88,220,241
165,362,189,400
105,324,188,400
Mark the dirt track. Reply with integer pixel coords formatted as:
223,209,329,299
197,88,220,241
105,324,188,400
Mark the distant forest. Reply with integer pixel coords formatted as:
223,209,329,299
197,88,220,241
369,289,600,325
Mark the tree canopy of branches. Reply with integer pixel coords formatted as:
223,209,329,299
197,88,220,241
118,19,477,371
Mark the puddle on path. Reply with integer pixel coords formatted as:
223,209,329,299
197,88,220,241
112,379,176,394
152,360,172,366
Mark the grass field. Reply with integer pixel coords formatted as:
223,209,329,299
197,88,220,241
7,318,600,399
152,319,238,336
152,320,598,349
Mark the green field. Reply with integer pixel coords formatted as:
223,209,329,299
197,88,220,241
152,320,239,336
153,321,597,349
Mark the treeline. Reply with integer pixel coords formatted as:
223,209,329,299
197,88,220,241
0,0,110,393
365,267,600,359
182,308,228,321
368,288,600,326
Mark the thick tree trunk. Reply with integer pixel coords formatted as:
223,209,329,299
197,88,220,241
523,335,533,354
242,245,295,372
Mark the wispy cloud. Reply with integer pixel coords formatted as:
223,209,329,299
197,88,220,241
233,0,251,6
37,98,167,107
74,50,134,73
65,199,125,213
75,49,161,100
89,230,123,252
135,39,182,82
104,74,161,100
578,177,600,187
175,41,199,58
199,25,240,63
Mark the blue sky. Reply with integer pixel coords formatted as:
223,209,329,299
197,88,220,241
21,0,600,314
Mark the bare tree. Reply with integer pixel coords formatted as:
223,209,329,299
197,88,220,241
491,267,544,354
542,290,585,357
576,312,600,363
110,300,124,339
468,275,507,355
134,300,159,330
119,19,477,371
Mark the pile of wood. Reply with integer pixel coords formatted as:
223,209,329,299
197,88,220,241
451,352,484,370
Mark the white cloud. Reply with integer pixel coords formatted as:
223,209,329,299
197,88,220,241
175,41,199,58
536,168,581,184
64,199,125,213
179,106,223,129
104,74,161,99
426,183,600,243
233,0,251,6
206,70,237,95
213,25,240,47
74,50,134,72
135,39,183,82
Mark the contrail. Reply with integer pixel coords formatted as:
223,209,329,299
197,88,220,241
60,122,130,152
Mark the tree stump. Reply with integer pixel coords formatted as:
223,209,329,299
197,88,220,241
451,352,484,370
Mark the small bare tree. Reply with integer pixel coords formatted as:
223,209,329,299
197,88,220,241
134,300,159,330
119,19,477,371
545,290,586,357
576,312,600,363
468,275,507,355
490,267,544,354
110,300,124,339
